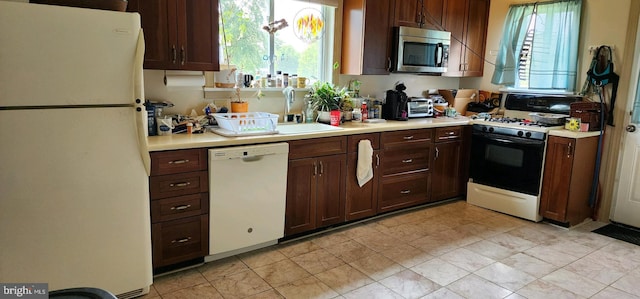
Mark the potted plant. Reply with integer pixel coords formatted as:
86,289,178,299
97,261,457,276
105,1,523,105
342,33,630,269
230,87,248,113
308,81,347,123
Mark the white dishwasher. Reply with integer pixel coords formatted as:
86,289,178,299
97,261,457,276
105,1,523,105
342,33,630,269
208,142,289,260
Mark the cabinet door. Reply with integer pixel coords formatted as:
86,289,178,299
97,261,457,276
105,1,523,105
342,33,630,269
285,158,317,236
463,0,489,77
342,0,392,75
128,0,172,69
424,0,445,30
442,0,467,76
316,155,347,228
176,0,219,71
394,0,422,28
346,151,380,221
431,141,462,201
539,136,573,221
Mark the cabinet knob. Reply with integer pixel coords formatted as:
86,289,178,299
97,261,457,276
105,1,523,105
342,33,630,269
169,159,190,164
403,136,414,140
400,190,411,194
626,124,636,132
171,237,192,244
402,159,413,163
169,182,191,187
170,204,192,211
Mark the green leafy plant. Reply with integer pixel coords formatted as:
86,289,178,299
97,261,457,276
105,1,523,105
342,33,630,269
308,81,347,112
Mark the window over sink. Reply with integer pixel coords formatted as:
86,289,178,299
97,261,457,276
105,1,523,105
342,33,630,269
218,0,337,83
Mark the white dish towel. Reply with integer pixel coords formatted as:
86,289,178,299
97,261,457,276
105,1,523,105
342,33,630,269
357,139,374,187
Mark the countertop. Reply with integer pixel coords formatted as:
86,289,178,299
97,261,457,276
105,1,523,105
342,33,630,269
548,129,602,138
148,117,471,151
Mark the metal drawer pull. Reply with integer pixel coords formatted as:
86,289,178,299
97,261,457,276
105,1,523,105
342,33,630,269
171,45,177,64
435,147,439,160
567,142,572,157
319,161,324,175
171,204,192,211
169,182,191,187
180,46,185,65
171,237,192,244
403,136,414,140
402,159,413,163
400,190,411,194
168,159,190,164
448,131,455,135
376,154,380,167
313,162,318,176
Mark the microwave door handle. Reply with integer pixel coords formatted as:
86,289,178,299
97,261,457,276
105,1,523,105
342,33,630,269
436,43,443,66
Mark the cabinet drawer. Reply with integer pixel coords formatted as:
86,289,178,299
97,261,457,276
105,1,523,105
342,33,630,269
382,143,431,175
151,193,209,223
151,149,207,175
435,127,462,142
289,136,347,159
379,171,431,213
347,133,380,152
382,129,432,147
152,215,209,268
149,171,208,200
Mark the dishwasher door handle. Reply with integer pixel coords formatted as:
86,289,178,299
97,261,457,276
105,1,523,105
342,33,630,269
241,155,265,162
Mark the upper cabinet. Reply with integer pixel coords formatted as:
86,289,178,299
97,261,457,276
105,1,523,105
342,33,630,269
128,0,219,71
394,0,445,30
443,0,490,77
342,0,393,75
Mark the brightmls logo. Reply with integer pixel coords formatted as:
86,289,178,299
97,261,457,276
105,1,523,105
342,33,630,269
0,284,47,299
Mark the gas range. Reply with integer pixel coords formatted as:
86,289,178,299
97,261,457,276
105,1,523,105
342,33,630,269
472,117,563,137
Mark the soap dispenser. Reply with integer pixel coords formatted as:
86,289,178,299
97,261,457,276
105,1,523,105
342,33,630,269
305,99,314,123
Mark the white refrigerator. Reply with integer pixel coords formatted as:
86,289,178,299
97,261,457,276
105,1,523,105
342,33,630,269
0,2,152,298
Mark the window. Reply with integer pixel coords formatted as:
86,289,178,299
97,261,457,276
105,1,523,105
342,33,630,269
492,0,582,91
218,0,336,83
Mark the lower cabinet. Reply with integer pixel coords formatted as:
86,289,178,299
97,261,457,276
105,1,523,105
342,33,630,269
539,135,598,226
285,137,347,236
151,214,209,268
345,134,381,221
431,126,469,201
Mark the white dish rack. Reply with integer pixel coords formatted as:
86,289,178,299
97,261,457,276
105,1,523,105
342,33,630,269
211,112,279,136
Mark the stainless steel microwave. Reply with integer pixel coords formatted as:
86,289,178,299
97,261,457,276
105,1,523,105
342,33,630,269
392,26,450,73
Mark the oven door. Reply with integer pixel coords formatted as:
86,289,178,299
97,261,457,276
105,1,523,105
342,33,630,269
469,131,546,195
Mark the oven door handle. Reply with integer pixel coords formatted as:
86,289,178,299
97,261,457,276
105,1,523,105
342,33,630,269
474,132,545,146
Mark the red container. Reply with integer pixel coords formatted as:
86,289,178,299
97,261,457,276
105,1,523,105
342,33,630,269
330,110,341,126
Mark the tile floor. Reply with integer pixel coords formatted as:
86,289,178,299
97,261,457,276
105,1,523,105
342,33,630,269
142,200,640,299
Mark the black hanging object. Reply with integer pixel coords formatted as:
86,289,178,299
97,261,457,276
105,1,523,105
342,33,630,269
585,46,619,126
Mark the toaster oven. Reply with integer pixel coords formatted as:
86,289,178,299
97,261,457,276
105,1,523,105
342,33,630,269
407,97,433,118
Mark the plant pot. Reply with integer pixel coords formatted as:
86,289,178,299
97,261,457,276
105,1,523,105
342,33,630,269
317,110,331,124
230,102,248,113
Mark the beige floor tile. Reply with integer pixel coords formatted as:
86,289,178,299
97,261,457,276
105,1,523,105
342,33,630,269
353,232,403,253
338,223,381,239
563,255,627,285
152,269,208,295
377,223,430,243
541,268,606,298
439,248,495,272
474,262,536,291
413,221,454,236
464,240,518,261
199,256,249,281
487,232,538,252
587,242,640,271
409,232,459,256
506,225,559,244
379,269,439,299
446,274,513,299
420,287,465,299
540,238,597,258
243,289,285,299
525,245,581,267
210,269,271,299
277,240,323,258
500,253,557,278
378,243,434,268
564,230,613,250
343,282,404,299
411,258,469,286
161,282,224,299
324,239,377,263
349,252,405,281
139,285,159,299
516,279,584,299
289,248,344,274
452,222,500,239
275,276,338,299
238,247,288,269
591,286,640,299
504,293,527,299
253,259,311,287
315,264,374,294
611,269,640,296
311,231,352,248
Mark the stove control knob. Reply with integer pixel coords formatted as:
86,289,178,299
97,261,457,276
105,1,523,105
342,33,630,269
517,131,524,137
525,132,532,138
488,127,494,133
482,126,488,132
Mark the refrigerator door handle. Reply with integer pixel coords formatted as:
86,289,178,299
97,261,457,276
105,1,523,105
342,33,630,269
134,28,151,176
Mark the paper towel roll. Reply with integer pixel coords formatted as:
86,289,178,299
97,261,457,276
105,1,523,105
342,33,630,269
164,75,205,87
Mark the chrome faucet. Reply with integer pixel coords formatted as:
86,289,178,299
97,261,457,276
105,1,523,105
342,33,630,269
282,87,295,121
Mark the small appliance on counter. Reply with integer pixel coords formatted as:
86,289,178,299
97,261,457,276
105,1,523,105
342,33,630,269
144,100,174,136
407,97,434,118
383,82,409,121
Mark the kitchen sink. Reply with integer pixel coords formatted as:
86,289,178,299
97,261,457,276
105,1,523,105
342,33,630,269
277,123,343,135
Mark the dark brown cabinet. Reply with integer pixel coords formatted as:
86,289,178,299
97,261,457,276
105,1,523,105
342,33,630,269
149,149,209,270
342,0,393,75
540,136,598,226
346,134,381,221
285,137,347,236
128,0,219,71
432,126,465,201
443,0,490,77
394,0,445,30
378,129,433,213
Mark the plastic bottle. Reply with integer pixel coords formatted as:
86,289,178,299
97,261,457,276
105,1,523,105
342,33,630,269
290,74,298,88
361,101,368,122
283,73,289,87
267,74,275,87
305,100,314,123
276,71,283,88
